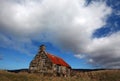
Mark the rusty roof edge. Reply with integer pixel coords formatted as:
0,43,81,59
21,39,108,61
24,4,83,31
46,53,71,68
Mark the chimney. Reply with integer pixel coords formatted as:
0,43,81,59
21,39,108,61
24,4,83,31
39,44,46,52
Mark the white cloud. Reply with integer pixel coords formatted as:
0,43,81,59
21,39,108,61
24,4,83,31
0,35,35,56
1,0,120,68
74,54,86,59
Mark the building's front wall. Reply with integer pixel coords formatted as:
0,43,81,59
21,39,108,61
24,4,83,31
52,64,71,76
29,51,53,73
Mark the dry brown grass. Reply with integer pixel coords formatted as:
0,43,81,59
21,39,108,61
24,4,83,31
0,70,120,81
72,70,120,81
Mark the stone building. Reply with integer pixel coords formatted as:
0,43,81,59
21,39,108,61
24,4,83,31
29,45,71,76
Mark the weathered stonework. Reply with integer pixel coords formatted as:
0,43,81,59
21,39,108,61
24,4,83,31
29,45,71,76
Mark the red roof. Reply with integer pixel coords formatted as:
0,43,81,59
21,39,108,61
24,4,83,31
47,53,71,68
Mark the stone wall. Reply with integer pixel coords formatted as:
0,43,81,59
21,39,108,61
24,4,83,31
29,51,53,73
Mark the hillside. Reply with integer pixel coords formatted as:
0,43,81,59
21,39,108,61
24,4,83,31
0,69,120,81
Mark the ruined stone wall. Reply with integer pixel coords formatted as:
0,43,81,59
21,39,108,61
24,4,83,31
29,51,53,73
52,64,71,76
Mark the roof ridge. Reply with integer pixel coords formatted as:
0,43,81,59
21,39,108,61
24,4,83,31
47,53,62,59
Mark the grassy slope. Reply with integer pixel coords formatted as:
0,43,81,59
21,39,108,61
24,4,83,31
0,70,120,81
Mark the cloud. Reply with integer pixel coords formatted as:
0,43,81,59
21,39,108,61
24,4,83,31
1,0,120,68
85,32,120,68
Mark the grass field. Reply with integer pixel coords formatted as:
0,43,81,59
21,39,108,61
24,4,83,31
0,70,120,81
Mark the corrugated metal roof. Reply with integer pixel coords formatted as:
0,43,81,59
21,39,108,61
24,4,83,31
47,53,71,68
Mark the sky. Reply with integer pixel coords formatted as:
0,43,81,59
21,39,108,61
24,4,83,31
0,0,120,70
